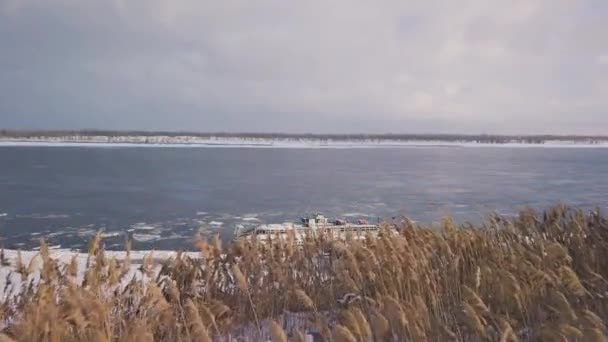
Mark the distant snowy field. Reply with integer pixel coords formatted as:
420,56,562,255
1,136,608,148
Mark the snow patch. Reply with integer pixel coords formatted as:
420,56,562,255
0,248,201,298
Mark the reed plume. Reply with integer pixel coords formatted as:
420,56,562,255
0,205,606,341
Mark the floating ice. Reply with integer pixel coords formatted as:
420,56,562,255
100,232,122,238
33,245,61,250
77,229,97,237
242,217,260,222
132,234,161,242
342,212,368,218
132,223,157,231
18,213,70,219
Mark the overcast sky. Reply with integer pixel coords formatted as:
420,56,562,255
1,0,607,134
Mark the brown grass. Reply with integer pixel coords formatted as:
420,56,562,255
1,205,608,341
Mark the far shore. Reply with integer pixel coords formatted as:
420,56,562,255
2,134,608,148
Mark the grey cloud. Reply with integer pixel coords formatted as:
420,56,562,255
0,0,607,134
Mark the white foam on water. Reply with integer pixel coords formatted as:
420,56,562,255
209,221,224,227
0,213,7,218
196,211,208,216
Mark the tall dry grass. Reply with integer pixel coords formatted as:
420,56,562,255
1,205,608,341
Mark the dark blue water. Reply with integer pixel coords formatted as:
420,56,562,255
0,146,607,250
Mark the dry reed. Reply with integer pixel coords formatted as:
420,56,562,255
0,205,606,341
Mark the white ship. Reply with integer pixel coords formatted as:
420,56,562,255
235,214,382,244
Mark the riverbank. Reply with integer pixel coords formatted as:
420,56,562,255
0,206,606,341
2,133,608,148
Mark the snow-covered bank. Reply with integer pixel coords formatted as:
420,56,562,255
2,135,608,148
0,248,200,297
0,248,198,267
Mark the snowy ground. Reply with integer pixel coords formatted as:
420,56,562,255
0,248,319,340
0,248,199,299
1,136,608,148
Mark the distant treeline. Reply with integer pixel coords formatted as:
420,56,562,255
1,129,608,144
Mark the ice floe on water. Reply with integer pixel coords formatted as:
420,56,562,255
17,213,70,219
342,212,368,218
1,211,383,250
77,229,98,237
132,233,161,242
32,244,61,251
131,222,158,231
241,216,260,222
47,231,67,237
100,231,122,238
